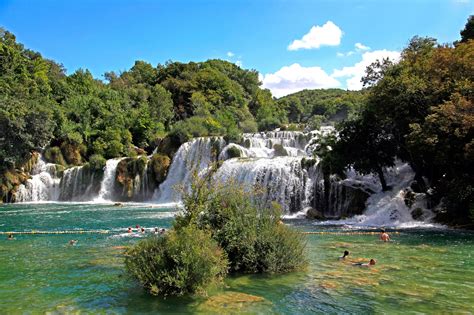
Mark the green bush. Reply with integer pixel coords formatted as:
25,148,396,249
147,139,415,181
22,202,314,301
273,144,288,157
125,225,228,296
177,176,307,274
88,154,106,171
44,146,67,166
226,146,242,159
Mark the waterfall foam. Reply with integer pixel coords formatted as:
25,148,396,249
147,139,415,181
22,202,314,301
16,156,61,202
94,158,124,202
153,137,225,203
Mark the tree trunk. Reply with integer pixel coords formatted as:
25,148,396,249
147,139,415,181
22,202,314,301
377,166,389,191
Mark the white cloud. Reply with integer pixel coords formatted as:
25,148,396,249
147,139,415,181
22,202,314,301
355,42,370,51
262,63,341,97
235,60,243,67
336,52,345,57
226,51,235,57
331,49,400,90
288,21,343,51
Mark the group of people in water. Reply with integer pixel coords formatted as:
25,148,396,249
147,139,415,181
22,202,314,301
339,228,391,267
127,225,166,235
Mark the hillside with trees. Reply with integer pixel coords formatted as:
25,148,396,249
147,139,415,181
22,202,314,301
276,88,366,128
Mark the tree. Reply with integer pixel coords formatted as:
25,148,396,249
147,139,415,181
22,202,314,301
460,15,474,43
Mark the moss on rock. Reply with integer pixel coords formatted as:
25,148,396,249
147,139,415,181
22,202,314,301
150,154,171,183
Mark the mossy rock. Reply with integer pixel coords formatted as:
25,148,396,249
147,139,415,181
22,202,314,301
404,190,416,208
226,146,242,159
243,139,251,148
150,154,171,183
411,208,424,221
60,142,83,166
21,151,40,173
154,136,181,158
197,292,266,313
306,207,325,220
273,144,288,157
301,157,317,170
44,146,67,166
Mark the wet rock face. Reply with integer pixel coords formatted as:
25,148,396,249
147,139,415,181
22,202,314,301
306,207,325,220
311,181,370,219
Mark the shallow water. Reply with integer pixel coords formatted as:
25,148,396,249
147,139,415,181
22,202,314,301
0,203,473,314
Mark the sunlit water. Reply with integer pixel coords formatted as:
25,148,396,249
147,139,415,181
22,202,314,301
0,203,473,314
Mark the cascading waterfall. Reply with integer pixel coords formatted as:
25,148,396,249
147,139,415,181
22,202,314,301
58,166,102,201
16,156,61,202
94,158,124,202
13,127,434,227
153,137,226,203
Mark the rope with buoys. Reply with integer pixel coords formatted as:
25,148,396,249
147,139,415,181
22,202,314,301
0,230,109,235
301,231,400,235
1,230,399,236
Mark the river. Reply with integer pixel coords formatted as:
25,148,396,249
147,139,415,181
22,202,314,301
1,203,472,314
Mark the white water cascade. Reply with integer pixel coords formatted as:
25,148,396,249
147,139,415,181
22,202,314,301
153,137,226,203
94,158,123,202
13,127,434,227
16,156,61,202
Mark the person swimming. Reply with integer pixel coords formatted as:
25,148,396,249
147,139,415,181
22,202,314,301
128,227,132,234
339,250,350,260
69,239,78,246
353,259,376,267
7,233,14,240
380,228,390,242
141,227,145,234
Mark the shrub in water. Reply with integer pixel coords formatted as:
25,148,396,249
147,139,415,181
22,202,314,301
177,176,307,273
125,225,228,296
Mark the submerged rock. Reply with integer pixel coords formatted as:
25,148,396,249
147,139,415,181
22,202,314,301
306,207,325,220
197,292,266,313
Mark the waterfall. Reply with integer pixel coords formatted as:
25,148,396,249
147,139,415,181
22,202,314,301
214,157,312,213
15,156,61,202
153,137,225,203
58,166,102,201
94,158,123,202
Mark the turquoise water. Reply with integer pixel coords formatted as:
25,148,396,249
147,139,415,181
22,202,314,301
1,203,473,314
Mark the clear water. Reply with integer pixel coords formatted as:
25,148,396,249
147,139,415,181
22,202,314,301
1,203,473,314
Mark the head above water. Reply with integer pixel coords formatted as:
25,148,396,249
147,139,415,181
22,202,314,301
343,250,350,257
369,259,376,265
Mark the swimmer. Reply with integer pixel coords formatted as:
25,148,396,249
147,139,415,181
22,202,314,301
353,259,376,267
128,227,132,234
69,239,78,246
7,233,14,240
339,250,350,260
141,227,145,234
160,228,166,235
379,229,390,242
154,227,158,234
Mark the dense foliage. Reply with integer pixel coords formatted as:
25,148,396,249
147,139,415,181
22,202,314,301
276,88,366,126
176,175,307,274
324,17,474,225
125,225,228,296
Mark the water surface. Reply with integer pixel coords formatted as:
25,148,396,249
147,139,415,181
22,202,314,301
1,203,473,314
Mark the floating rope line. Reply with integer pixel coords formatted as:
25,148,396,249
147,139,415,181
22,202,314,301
301,231,400,235
0,230,110,235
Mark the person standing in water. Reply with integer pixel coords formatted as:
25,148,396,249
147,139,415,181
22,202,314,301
380,228,390,242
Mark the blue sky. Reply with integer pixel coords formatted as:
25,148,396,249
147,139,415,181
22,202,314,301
1,0,472,96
